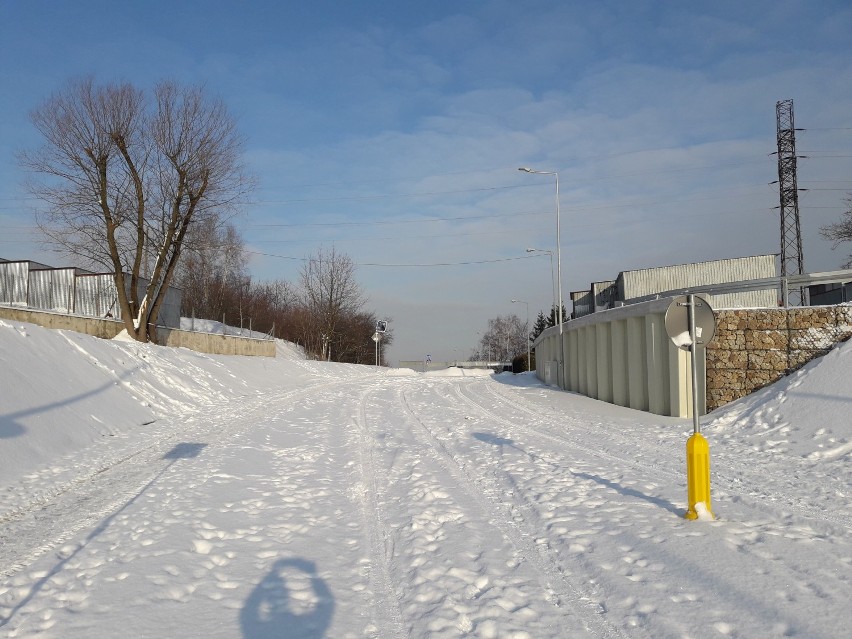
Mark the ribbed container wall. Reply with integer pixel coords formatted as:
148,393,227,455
1,259,182,327
571,290,593,318
618,255,777,308
591,280,617,311
0,261,38,306
28,268,76,313
127,276,182,328
156,284,182,328
76,274,122,319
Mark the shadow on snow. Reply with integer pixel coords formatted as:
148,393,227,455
240,557,334,639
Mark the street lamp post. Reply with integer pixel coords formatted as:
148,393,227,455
526,248,555,326
519,168,562,332
520,167,563,386
511,299,530,371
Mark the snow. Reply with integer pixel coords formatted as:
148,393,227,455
0,318,850,638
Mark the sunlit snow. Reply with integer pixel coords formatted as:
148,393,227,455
1,318,850,638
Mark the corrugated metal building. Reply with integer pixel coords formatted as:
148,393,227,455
75,273,122,319
76,273,182,327
143,277,182,328
1,257,182,328
0,260,52,307
571,290,593,318
617,255,777,309
808,282,852,305
591,280,618,312
27,267,85,313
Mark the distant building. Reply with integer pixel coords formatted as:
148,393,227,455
571,254,778,319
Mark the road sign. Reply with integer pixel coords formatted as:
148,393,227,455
665,294,716,351
665,294,717,520
372,332,380,343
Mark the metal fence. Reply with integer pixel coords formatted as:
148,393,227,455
0,261,50,306
28,268,78,313
0,258,182,328
75,273,121,318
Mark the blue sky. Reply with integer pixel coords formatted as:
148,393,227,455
3,1,852,363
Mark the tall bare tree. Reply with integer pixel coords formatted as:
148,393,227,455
299,246,365,360
820,197,852,268
177,217,248,321
21,77,251,342
474,313,528,362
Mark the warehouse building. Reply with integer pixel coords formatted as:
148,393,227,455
571,254,778,319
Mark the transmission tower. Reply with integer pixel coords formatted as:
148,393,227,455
775,99,805,305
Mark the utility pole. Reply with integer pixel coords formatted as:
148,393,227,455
774,99,805,306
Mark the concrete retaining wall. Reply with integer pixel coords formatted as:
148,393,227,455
0,305,275,358
533,300,852,417
533,298,700,418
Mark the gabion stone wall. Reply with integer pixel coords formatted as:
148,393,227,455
705,306,852,411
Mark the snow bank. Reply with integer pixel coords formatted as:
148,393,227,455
425,366,494,378
0,319,341,491
707,337,852,459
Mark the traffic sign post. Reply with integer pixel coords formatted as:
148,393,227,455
665,294,717,521
372,331,381,369
373,319,387,369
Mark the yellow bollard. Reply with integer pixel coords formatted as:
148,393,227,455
685,432,714,520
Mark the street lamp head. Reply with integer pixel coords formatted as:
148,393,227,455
519,167,557,177
511,299,517,303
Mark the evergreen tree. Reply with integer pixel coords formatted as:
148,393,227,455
531,310,549,341
548,304,569,326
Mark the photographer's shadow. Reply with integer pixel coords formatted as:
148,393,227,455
240,557,334,639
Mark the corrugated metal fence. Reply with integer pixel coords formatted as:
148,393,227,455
0,259,181,328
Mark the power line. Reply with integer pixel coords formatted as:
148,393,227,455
245,182,538,206
246,209,548,228
245,249,542,268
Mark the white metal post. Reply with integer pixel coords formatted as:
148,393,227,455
688,294,700,435
520,168,563,385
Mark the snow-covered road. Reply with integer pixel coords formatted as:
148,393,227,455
1,322,850,638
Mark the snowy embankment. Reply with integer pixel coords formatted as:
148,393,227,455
0,318,850,639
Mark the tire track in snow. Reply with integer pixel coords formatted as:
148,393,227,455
0,378,366,582
398,384,628,639
423,381,849,639
452,381,683,485
454,379,852,612
352,385,407,639
469,379,852,531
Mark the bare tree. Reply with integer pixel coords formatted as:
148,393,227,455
299,246,365,360
21,77,251,342
177,217,248,320
475,313,528,362
820,197,852,268
334,312,394,365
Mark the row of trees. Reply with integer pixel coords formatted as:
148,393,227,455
471,313,529,363
177,234,391,364
471,304,567,371
469,305,554,358
22,77,389,364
